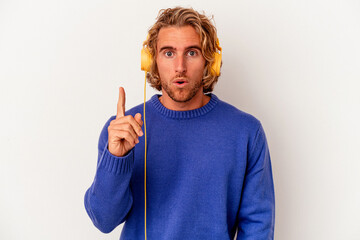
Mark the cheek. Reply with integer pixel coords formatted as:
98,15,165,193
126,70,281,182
156,58,171,75
189,60,206,77
156,59,164,79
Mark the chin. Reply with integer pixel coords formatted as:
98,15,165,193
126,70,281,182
176,89,205,103
162,82,203,104
170,93,194,103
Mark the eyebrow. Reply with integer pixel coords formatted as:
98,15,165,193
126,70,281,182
159,45,202,52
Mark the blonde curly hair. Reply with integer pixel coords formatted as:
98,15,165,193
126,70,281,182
143,7,221,93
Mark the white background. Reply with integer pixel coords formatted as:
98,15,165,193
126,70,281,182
1,0,359,239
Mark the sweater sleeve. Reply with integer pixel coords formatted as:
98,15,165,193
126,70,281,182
84,116,134,233
236,124,275,240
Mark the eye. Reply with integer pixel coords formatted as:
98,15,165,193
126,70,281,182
187,50,197,57
165,51,173,57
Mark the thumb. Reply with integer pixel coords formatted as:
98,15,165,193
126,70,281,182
134,113,143,126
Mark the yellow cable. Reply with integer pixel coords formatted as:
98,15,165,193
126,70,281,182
143,72,147,240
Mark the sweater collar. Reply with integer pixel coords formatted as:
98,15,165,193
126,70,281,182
149,93,218,119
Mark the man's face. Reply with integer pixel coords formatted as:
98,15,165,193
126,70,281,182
156,25,206,103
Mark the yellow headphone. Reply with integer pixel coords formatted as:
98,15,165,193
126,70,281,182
141,37,222,76
140,36,222,240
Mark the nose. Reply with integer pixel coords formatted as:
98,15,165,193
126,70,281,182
175,54,186,74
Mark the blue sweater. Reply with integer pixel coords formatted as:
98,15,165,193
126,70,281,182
84,94,275,239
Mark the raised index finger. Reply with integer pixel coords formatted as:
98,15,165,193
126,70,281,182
116,87,125,119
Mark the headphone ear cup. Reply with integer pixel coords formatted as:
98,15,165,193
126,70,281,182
141,47,153,72
211,52,222,76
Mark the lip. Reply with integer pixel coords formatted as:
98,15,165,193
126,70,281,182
173,78,188,87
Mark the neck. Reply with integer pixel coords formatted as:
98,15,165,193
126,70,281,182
159,91,210,111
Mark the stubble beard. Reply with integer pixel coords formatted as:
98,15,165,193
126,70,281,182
161,77,203,103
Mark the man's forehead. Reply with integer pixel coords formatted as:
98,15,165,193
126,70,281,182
157,26,201,49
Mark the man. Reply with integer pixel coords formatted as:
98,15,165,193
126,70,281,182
84,7,275,240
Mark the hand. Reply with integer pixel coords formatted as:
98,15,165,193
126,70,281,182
108,87,143,157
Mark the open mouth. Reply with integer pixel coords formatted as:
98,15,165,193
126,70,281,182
174,79,188,86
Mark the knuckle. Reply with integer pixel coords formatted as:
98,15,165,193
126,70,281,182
109,119,118,126
124,123,131,130
121,123,131,132
124,131,131,139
